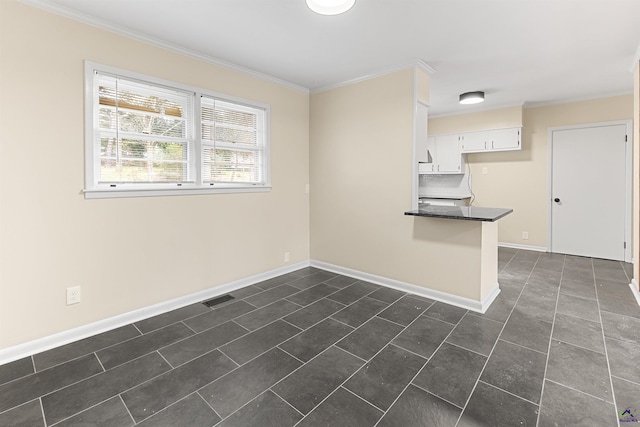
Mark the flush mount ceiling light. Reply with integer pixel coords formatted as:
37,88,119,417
306,0,356,15
459,91,485,105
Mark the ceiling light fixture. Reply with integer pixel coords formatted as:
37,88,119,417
459,91,485,105
306,0,356,15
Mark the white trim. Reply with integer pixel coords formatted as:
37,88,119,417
498,242,547,252
0,261,309,365
411,70,419,211
19,0,308,93
630,43,640,73
84,61,271,198
416,59,437,75
524,91,634,110
547,120,633,262
83,186,272,199
311,60,435,94
629,279,640,306
310,260,500,314
429,101,525,119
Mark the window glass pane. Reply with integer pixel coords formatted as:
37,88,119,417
95,72,193,185
99,137,189,183
201,98,259,145
202,147,261,183
98,108,186,139
88,65,269,193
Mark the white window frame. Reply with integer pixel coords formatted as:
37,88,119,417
84,61,271,199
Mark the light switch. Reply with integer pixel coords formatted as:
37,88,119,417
482,167,488,175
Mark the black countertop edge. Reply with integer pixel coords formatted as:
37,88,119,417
404,206,513,222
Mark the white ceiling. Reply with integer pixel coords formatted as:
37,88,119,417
27,0,640,116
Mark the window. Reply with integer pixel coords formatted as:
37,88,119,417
84,62,270,198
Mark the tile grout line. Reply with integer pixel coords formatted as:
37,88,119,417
535,253,565,427
38,397,47,427
477,379,543,407
386,342,429,362
119,394,136,426
155,350,175,370
373,250,518,427
411,382,464,410
196,390,224,424
593,257,623,424
368,306,471,426
43,350,187,426
291,306,440,427
341,384,387,413
485,336,548,357
328,316,360,330
3,261,634,426
611,374,640,388
181,320,198,334
270,388,307,418
454,249,542,427
276,345,307,365
543,378,617,405
131,392,214,426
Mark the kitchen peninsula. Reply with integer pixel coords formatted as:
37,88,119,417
405,205,513,313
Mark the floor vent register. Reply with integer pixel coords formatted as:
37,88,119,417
202,294,235,307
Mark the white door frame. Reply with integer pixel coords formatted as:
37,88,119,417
547,120,633,262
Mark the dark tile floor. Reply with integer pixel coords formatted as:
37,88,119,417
0,248,638,426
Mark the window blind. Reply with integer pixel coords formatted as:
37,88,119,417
95,73,194,184
201,96,265,184
85,62,270,197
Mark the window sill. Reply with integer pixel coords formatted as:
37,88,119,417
83,185,272,199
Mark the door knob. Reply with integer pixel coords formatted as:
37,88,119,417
554,198,560,203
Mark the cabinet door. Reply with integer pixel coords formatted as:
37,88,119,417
435,134,463,173
415,103,429,162
459,131,488,153
489,128,521,151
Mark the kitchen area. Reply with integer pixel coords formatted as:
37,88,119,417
404,100,522,311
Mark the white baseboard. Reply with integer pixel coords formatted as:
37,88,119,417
311,260,500,314
630,279,640,306
0,261,309,366
498,242,547,252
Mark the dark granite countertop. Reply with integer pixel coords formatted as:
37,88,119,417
404,205,513,222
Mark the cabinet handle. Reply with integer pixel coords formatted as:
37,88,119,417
437,165,440,171
492,141,494,149
484,141,486,149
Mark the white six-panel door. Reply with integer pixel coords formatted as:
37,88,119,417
550,123,628,261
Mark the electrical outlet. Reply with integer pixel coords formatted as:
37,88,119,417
482,167,488,175
66,286,81,305
284,252,290,263
522,232,529,240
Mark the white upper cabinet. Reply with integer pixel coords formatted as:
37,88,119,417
459,127,522,153
459,131,489,152
489,127,521,151
420,134,465,174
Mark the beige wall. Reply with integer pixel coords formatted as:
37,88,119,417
429,96,633,248
0,1,310,349
310,69,491,301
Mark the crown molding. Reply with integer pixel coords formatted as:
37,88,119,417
429,101,525,119
311,59,437,94
18,0,309,93
416,59,437,75
523,90,634,110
